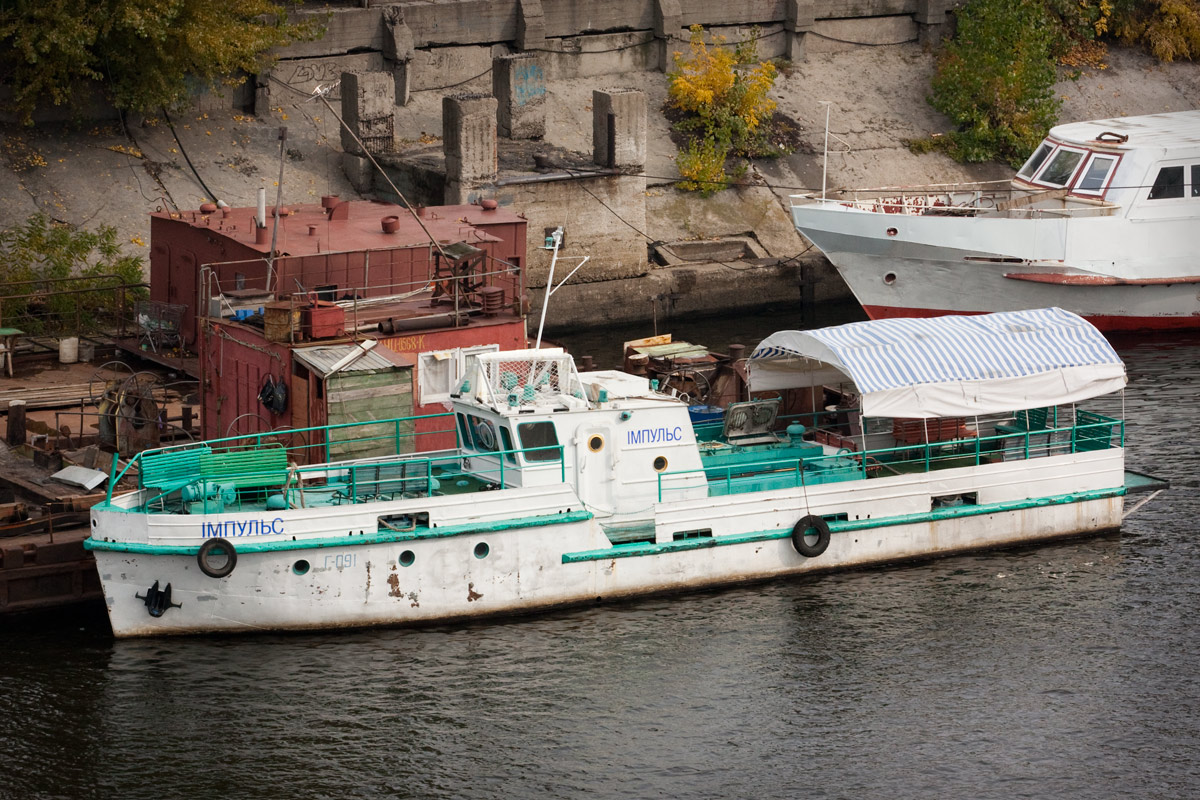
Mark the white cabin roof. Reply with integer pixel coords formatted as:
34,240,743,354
748,308,1126,419
1051,110,1200,151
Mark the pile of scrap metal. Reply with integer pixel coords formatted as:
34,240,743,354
621,334,750,408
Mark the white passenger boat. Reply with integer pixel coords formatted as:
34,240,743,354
791,111,1200,331
86,308,1163,637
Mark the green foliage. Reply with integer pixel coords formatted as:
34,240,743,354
667,25,780,193
925,0,1061,168
0,0,322,124
1043,0,1112,67
0,214,147,335
675,136,730,195
1111,0,1200,61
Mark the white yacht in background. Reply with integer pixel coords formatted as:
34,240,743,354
791,111,1200,331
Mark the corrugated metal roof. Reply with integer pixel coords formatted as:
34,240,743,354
1052,110,1200,150
293,343,411,378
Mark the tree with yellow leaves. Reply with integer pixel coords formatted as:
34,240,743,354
667,25,779,194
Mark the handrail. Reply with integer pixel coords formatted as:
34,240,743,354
118,441,567,511
661,414,1124,501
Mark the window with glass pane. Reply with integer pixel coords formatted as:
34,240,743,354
1192,165,1200,197
1018,143,1054,178
457,413,473,448
518,421,560,462
499,425,516,464
1076,156,1115,192
1039,149,1084,186
1148,166,1185,199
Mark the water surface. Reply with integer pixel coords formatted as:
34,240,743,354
2,320,1196,800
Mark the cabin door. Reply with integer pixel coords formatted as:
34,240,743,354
575,426,615,515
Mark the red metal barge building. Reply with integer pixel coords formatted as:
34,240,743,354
148,196,528,456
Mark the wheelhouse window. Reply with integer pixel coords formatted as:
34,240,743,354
499,425,516,464
1036,148,1085,187
457,413,500,453
1148,166,1185,200
1018,142,1054,179
517,421,560,462
1192,165,1200,197
1075,154,1117,194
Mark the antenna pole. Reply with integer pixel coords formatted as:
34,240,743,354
534,227,562,350
820,101,831,201
268,127,287,292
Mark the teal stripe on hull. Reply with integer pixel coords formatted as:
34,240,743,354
85,509,594,556
560,486,1125,564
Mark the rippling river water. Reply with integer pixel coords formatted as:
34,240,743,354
3,310,1198,800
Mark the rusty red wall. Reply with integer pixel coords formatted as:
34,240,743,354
202,316,527,451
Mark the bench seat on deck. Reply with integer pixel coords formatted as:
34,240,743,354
892,417,974,445
197,447,289,489
139,446,213,494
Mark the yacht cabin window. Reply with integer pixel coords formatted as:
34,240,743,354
1193,165,1200,197
1036,147,1085,187
1018,142,1054,179
1075,154,1117,194
1148,166,1185,200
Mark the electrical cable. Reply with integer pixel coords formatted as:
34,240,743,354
808,31,918,47
162,107,222,203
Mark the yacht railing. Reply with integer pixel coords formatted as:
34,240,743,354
661,413,1124,502
793,185,1118,219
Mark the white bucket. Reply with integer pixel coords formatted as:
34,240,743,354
58,336,79,364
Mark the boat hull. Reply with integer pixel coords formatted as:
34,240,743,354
791,204,1200,331
90,452,1126,637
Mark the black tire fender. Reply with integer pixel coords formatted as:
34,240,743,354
791,514,831,558
197,537,238,579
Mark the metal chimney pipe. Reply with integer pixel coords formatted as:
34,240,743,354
256,188,267,229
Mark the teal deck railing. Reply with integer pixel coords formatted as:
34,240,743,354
105,412,566,512
663,412,1124,501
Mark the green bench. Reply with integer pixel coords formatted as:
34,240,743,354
995,407,1050,435
140,446,213,495
139,445,289,507
197,447,289,489
1073,411,1118,452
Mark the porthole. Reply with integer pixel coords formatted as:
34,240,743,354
399,550,415,567
292,559,310,575
588,434,605,452
886,227,898,237
883,272,897,285
653,456,668,472
474,542,490,559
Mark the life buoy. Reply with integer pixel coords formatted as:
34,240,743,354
791,514,831,558
197,538,238,578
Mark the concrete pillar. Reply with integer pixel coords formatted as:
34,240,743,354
443,94,498,204
593,89,646,170
516,0,547,50
493,54,546,139
784,0,815,62
339,71,395,156
653,0,684,72
915,0,949,46
382,6,415,106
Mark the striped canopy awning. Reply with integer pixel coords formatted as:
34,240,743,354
747,308,1126,418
